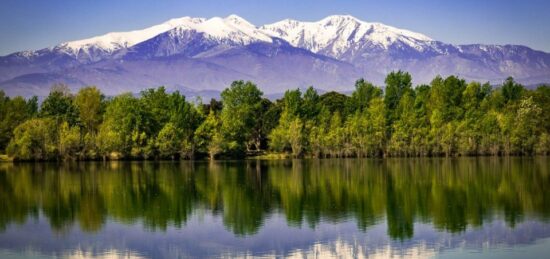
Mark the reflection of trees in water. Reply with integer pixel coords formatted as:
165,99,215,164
0,158,549,240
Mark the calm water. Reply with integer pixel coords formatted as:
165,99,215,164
0,158,549,258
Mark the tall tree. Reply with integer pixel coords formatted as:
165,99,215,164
0,92,37,151
40,84,78,126
349,78,382,113
7,118,57,160
367,97,387,156
97,93,151,158
195,110,223,160
501,77,525,104
75,86,103,135
220,81,263,153
384,71,412,127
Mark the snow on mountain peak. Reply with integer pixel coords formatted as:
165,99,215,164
260,15,434,58
167,15,272,45
58,16,206,55
52,14,433,59
58,15,275,56
224,14,253,26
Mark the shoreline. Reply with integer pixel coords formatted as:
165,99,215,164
2,153,548,163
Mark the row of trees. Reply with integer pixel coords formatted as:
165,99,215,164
1,71,549,160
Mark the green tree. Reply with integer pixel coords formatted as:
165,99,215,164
156,122,183,159
319,91,349,116
167,91,202,158
7,118,57,160
367,97,387,156
269,89,305,156
349,78,382,113
389,92,416,156
501,77,524,104
511,97,542,154
0,92,37,151
97,93,151,158
59,121,81,160
384,71,412,126
220,81,263,153
40,84,78,126
302,87,321,120
288,117,304,157
195,110,223,160
347,111,369,157
74,86,103,134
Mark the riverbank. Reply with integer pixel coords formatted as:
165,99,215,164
0,154,13,162
2,152,549,162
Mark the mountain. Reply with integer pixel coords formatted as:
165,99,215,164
261,15,550,84
1,15,549,97
260,15,435,59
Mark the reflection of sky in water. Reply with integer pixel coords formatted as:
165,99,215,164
1,211,550,258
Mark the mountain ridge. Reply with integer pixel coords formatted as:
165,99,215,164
1,14,549,97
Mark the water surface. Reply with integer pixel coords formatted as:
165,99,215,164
0,158,549,258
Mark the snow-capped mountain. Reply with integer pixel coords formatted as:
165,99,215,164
260,15,435,59
122,15,274,59
1,14,549,97
57,17,206,57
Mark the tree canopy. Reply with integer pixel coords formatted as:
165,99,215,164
2,73,549,160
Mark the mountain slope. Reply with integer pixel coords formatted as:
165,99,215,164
0,38,358,96
1,14,549,97
260,15,550,85
260,15,435,59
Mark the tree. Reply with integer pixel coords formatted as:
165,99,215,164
511,97,542,154
325,112,344,157
501,77,524,104
220,81,263,153
0,93,37,151
269,89,305,156
457,82,491,155
97,93,151,158
532,85,550,132
367,97,386,156
7,118,57,160
384,71,412,126
59,121,81,160
288,118,304,157
167,91,202,158
411,85,431,155
140,87,172,134
96,122,123,160
250,98,278,151
75,86,103,134
389,92,415,156
1,74,548,160
319,91,349,116
281,89,303,117
349,79,382,113
347,111,369,157
156,122,183,159
40,84,78,126
195,110,223,160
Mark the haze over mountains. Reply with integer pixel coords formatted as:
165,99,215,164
1,14,549,97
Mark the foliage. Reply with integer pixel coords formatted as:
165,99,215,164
2,73,549,160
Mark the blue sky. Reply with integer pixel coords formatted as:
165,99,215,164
1,0,549,55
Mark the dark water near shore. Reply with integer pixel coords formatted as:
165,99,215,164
0,158,549,258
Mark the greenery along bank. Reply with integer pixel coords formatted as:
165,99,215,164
1,71,549,160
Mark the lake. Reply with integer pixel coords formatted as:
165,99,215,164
0,158,549,258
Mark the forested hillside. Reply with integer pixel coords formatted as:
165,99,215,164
1,71,549,161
